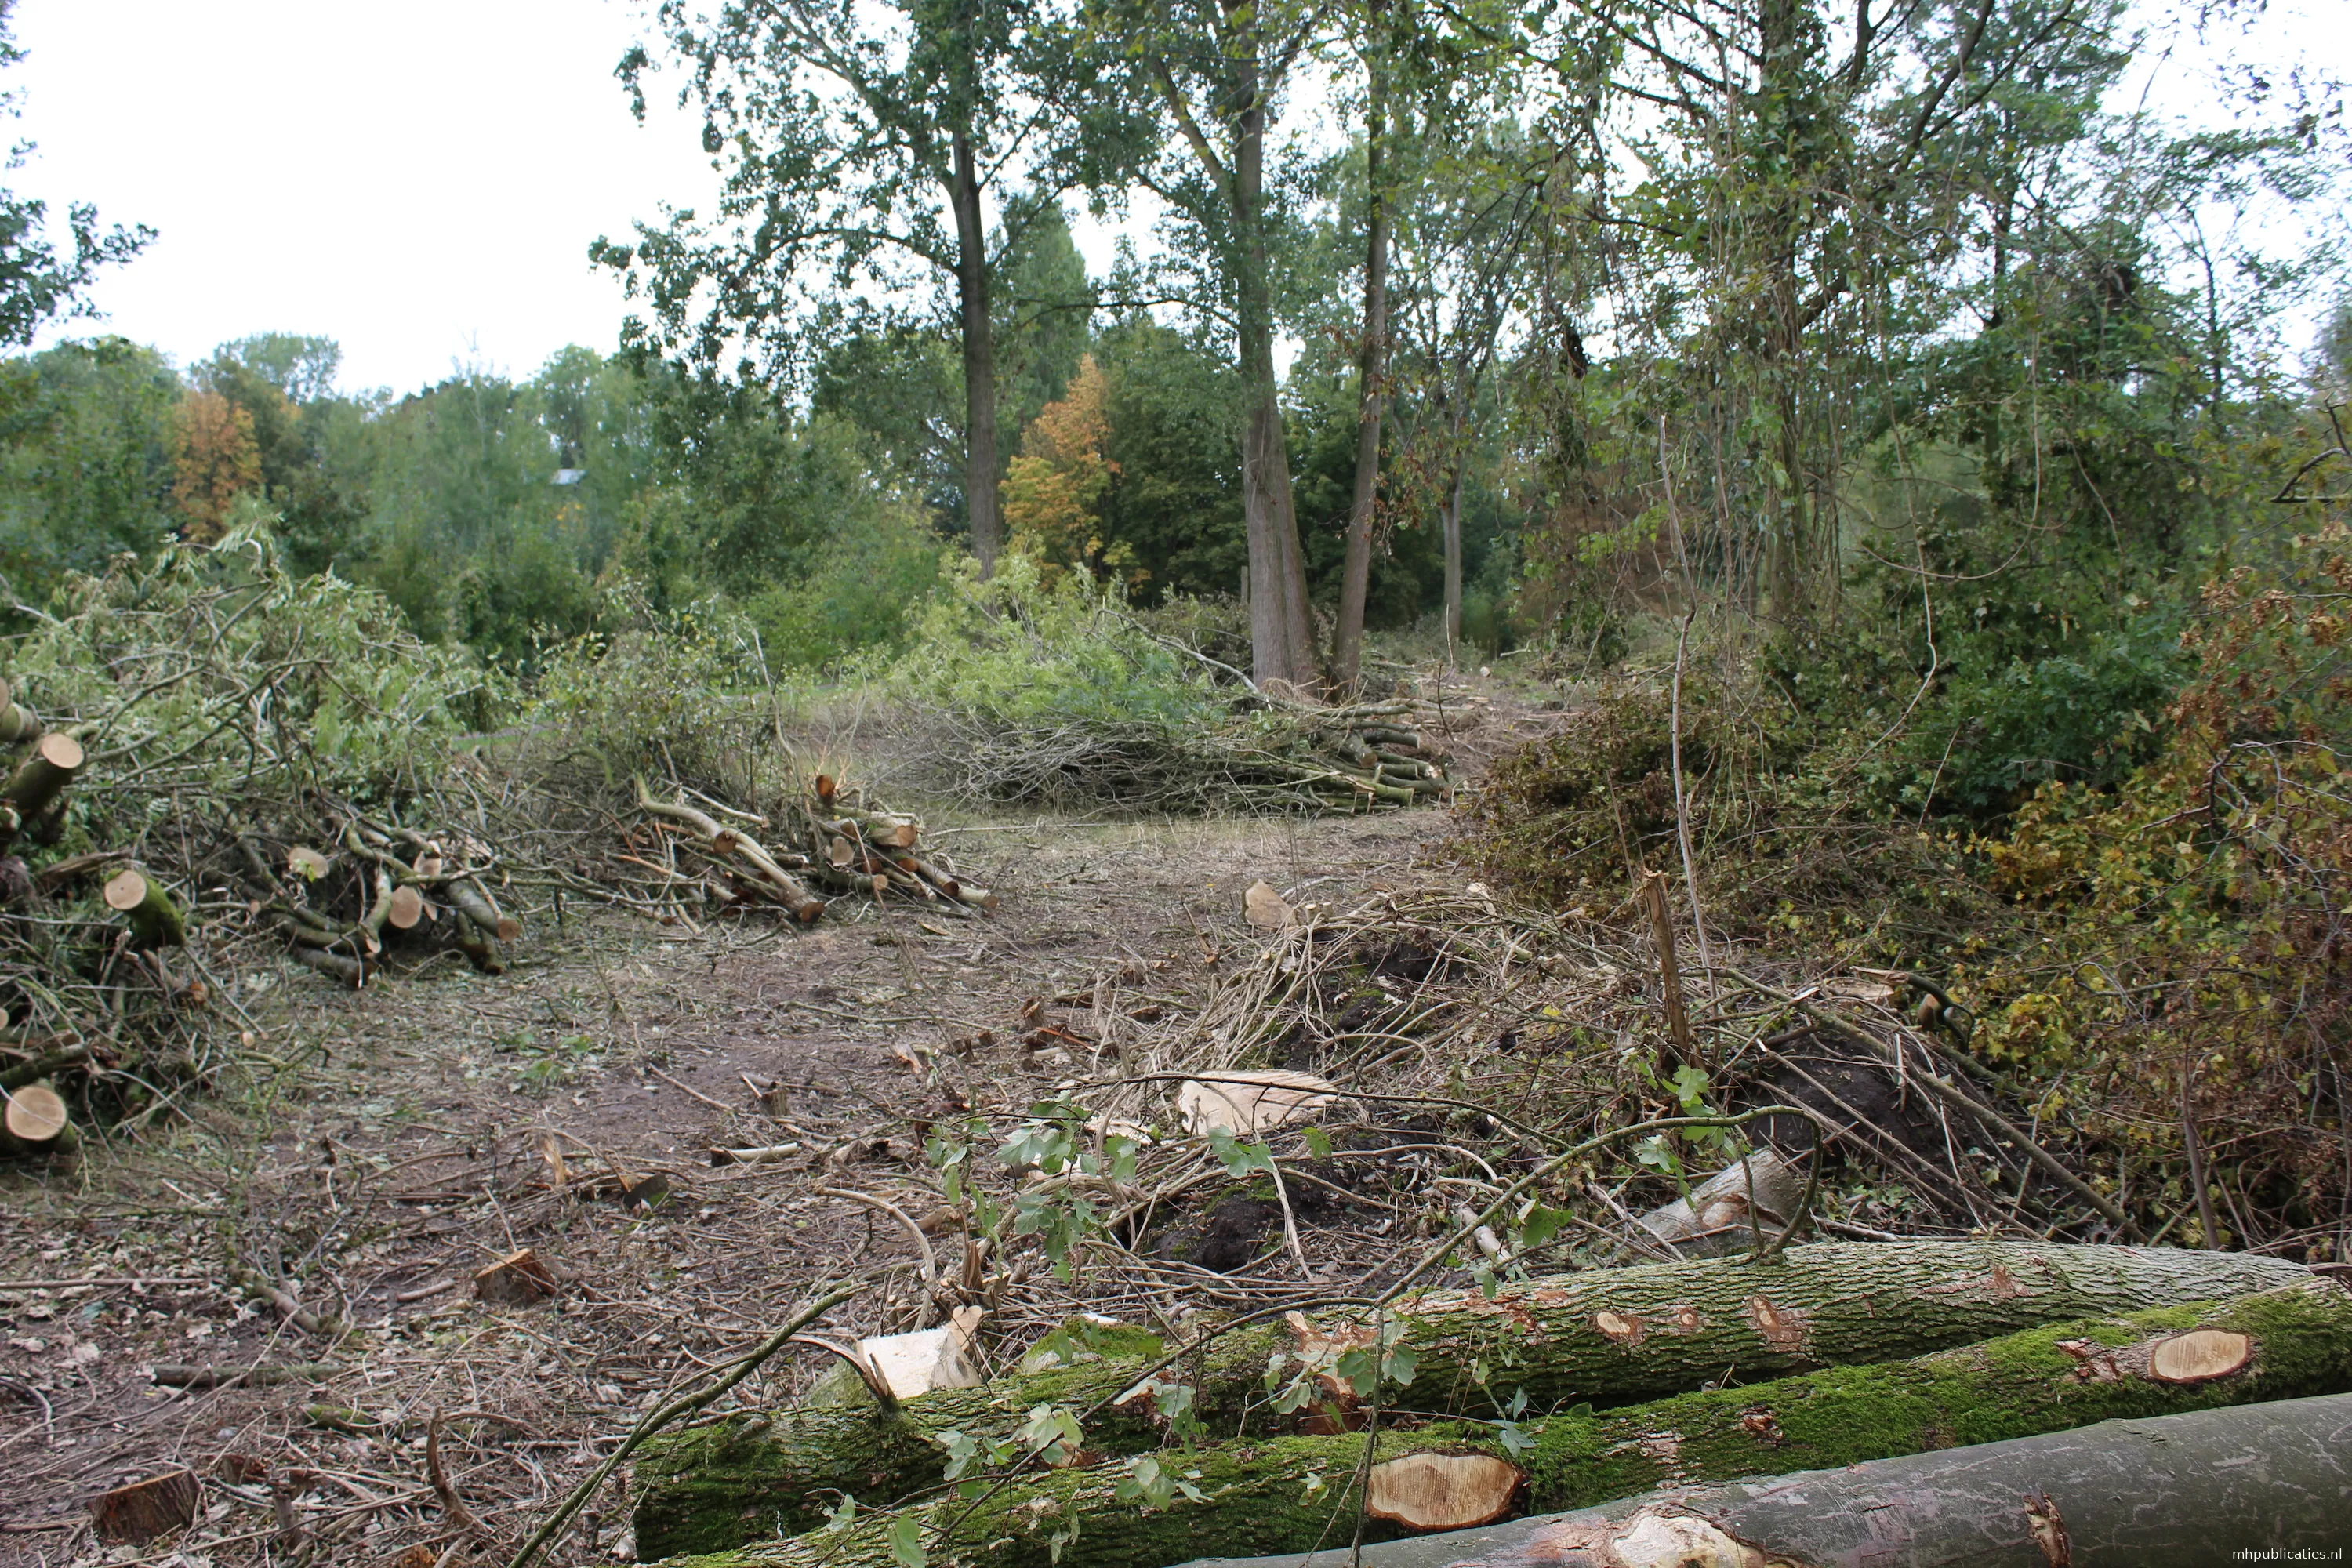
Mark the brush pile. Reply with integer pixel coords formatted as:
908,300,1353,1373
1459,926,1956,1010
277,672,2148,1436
918,693,1456,815
622,773,994,925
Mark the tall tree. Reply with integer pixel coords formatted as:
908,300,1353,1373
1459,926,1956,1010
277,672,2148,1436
1093,0,1325,692
1332,3,1394,691
0,1,149,348
599,0,1131,576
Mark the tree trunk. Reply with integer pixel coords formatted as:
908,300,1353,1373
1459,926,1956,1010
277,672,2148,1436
1185,1394,2352,1567
1232,50,1320,696
666,1282,2352,1568
630,1240,2308,1557
1441,455,1465,655
1334,46,1391,694
950,128,1002,577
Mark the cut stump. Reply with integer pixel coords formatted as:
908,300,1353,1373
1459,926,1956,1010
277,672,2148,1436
90,1467,199,1543
472,1248,558,1305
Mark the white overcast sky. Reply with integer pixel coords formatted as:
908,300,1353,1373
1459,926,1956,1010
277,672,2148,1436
5,0,2346,398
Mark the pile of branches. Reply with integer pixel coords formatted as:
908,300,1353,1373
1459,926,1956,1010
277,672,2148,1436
918,694,1454,815
0,535,549,1165
595,884,2352,1566
621,773,994,925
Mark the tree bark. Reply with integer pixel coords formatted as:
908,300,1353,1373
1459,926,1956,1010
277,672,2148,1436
1334,43,1391,693
1230,28,1321,696
630,1240,2308,1557
1441,454,1465,654
950,127,1002,577
665,1283,2352,1568
1181,1393,2352,1567
103,867,187,949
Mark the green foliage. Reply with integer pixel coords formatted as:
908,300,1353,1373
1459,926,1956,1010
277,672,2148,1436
890,554,1218,732
0,338,178,604
6,525,504,807
521,586,786,790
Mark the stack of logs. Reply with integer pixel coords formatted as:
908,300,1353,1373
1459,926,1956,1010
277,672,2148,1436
1241,702,1450,811
232,821,524,989
631,775,993,926
0,677,100,1161
629,1240,2352,1567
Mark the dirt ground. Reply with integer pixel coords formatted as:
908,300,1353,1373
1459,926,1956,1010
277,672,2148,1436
0,797,1470,1567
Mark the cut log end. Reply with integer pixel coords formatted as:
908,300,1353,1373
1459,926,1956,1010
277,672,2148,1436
103,868,147,912
2148,1327,2256,1383
34,731,83,773
1365,1452,1523,1532
471,1247,558,1306
5,1081,69,1142
90,1467,200,1543
286,845,330,880
387,884,426,930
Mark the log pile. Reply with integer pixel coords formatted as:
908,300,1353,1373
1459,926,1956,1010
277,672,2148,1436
627,1241,2323,1560
631,1268,2352,1567
224,821,525,989
622,775,994,926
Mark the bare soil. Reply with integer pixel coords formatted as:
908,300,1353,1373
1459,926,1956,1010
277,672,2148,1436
0,803,1454,1567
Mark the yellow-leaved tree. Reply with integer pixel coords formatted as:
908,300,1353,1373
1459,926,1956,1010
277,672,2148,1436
170,390,261,544
998,355,1138,586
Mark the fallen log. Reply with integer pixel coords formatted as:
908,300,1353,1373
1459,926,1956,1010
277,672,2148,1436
654,1280,2352,1568
1172,1392,2352,1567
628,1239,2310,1555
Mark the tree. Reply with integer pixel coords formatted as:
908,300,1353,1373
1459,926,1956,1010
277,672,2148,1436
0,2,150,347
1091,0,1327,692
0,338,176,601
169,390,261,544
599,0,1132,576
214,333,342,404
1000,353,1131,580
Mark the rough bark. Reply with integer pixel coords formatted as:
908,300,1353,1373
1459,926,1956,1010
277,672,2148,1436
1231,39,1320,696
659,1283,2352,1568
1334,44,1390,694
950,126,1001,577
89,1467,200,1544
629,1240,2307,1557
1177,1393,2352,1567
1441,458,1465,653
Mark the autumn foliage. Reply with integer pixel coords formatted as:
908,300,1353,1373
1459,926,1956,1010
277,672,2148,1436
170,390,261,543
1000,355,1138,586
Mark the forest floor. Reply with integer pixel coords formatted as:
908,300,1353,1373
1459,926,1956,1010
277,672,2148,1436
0,677,1559,1568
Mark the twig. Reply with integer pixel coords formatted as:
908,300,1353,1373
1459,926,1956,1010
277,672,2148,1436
426,1410,483,1536
818,1187,939,1287
506,1281,859,1568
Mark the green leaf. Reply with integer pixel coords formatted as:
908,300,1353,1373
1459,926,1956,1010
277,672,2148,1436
1301,1125,1333,1157
887,1515,927,1568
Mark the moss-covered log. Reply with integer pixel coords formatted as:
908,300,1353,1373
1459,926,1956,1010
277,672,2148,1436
644,1279,2352,1568
630,1240,2308,1558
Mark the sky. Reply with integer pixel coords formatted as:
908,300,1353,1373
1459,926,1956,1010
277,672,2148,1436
6,0,2347,399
